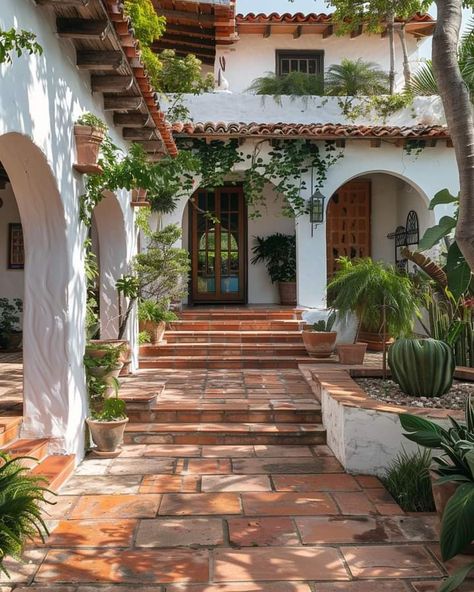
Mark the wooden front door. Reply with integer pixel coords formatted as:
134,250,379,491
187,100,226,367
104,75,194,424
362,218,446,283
326,180,371,278
190,186,247,303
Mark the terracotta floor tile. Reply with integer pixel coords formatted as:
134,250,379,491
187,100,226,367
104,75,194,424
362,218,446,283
166,584,312,592
42,495,79,519
232,458,343,475
159,493,242,515
311,583,410,591
60,475,141,496
139,475,200,494
253,445,313,457
242,492,339,516
74,458,114,476
213,547,348,582
0,549,47,583
46,519,136,547
202,475,271,492
295,516,405,544
341,545,443,578
108,458,174,475
70,494,161,519
176,459,232,475
227,517,299,546
355,475,383,488
136,518,223,547
272,474,360,492
201,445,254,458
332,492,377,515
35,549,209,583
144,445,202,457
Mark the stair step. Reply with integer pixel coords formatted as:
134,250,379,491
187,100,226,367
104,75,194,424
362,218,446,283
165,331,304,344
2,438,50,467
179,310,303,321
139,356,334,369
169,320,304,332
127,406,321,424
30,454,75,492
119,383,165,410
140,343,308,358
0,417,22,446
124,422,326,445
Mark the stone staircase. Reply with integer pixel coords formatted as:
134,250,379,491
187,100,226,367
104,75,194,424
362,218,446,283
126,308,326,446
0,417,75,491
139,308,319,369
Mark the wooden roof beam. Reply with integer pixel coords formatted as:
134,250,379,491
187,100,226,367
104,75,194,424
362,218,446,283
323,25,334,38
103,95,144,111
152,41,215,58
113,113,152,127
77,51,124,71
293,25,303,39
57,18,110,40
123,127,159,141
36,0,89,5
159,33,216,48
164,24,215,40
157,9,215,26
264,25,272,38
91,75,134,93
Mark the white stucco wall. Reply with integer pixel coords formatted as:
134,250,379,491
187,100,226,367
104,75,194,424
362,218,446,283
217,31,420,94
0,0,138,457
0,183,24,301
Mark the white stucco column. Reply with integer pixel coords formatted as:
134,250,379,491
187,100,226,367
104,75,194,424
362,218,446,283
296,214,328,308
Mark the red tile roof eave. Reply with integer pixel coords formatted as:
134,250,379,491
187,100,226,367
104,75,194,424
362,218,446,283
236,11,435,25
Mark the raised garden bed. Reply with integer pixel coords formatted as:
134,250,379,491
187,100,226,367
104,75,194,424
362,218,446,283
354,377,474,410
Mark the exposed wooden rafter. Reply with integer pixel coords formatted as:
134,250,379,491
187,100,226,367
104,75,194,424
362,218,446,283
56,18,110,40
36,0,89,5
157,9,215,26
293,25,302,39
113,113,152,127
103,95,144,111
91,75,134,93
76,50,124,70
123,127,158,141
323,25,334,38
263,25,272,38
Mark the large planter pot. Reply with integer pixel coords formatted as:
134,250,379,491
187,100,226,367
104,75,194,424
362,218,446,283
431,473,474,554
86,417,129,458
87,339,131,376
74,125,105,166
302,331,337,358
337,342,368,365
87,365,122,399
131,188,149,207
358,330,394,352
278,281,296,306
139,320,166,345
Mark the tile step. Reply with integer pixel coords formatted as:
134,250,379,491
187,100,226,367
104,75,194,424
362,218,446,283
30,454,76,492
178,311,302,321
124,422,326,445
169,321,304,332
164,331,304,344
0,416,23,446
140,344,308,358
139,356,336,369
1,438,50,467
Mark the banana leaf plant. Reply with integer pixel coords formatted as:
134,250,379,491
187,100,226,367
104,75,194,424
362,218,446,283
399,396,474,592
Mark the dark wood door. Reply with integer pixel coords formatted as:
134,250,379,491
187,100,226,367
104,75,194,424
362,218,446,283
190,186,246,303
326,180,371,278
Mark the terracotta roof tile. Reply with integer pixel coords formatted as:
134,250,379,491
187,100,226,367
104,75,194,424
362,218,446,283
172,121,449,140
236,11,435,25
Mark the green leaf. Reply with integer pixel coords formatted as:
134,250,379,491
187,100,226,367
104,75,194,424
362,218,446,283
399,413,445,435
438,562,474,592
466,450,474,478
446,242,472,300
419,216,457,251
440,482,474,560
429,189,459,210
403,431,444,448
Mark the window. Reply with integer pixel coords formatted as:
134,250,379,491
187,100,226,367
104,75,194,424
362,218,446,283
276,50,324,76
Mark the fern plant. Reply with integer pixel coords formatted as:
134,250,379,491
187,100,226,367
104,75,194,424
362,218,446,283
325,59,389,96
247,71,324,97
0,454,52,576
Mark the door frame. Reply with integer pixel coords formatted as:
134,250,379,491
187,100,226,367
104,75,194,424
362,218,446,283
188,185,248,305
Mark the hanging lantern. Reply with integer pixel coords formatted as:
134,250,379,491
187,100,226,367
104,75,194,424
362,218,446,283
309,189,326,225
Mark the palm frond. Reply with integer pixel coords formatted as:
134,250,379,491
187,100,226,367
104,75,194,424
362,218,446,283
247,71,324,98
407,60,438,95
325,58,389,96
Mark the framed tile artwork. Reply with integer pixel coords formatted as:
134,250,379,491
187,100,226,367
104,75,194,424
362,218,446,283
8,223,24,269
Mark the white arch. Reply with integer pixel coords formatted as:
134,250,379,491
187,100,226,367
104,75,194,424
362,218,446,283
0,132,84,451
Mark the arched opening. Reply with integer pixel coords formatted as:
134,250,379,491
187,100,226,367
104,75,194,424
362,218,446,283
0,133,76,446
326,172,435,279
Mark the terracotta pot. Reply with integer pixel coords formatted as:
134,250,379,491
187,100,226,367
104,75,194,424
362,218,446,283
87,365,122,399
278,281,296,306
302,331,337,358
131,188,149,205
74,125,105,166
86,417,129,455
337,342,368,365
431,472,474,554
139,320,166,344
359,330,394,352
86,339,131,376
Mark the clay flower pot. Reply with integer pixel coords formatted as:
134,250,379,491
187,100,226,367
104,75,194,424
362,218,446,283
278,281,296,306
86,417,129,458
302,331,337,358
86,339,131,376
336,342,368,365
86,365,122,399
131,188,149,206
358,330,394,352
139,320,166,345
74,125,105,166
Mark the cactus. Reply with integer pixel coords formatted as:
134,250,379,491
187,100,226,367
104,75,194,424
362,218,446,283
388,338,455,397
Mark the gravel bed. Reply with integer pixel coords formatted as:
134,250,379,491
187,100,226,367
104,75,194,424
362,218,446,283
355,377,474,410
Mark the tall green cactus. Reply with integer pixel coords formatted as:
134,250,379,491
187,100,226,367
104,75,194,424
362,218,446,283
388,338,455,397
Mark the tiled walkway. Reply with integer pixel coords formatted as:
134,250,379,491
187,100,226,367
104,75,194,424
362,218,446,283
1,367,467,592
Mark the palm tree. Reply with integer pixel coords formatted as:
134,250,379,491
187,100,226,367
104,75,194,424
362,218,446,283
247,71,325,97
325,59,390,96
409,20,474,98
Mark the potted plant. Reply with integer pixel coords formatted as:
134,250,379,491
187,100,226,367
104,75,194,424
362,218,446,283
251,233,297,305
74,113,107,167
84,346,123,399
0,453,52,577
138,299,177,344
0,298,22,351
302,311,337,358
400,396,474,591
328,257,418,366
86,398,128,458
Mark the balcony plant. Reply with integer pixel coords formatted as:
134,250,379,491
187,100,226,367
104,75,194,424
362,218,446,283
327,257,418,365
399,396,474,592
0,298,22,350
74,113,107,169
302,311,338,358
138,299,177,344
0,453,52,577
84,346,123,399
251,233,297,305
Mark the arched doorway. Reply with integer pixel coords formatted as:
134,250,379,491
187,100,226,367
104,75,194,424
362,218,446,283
0,133,79,449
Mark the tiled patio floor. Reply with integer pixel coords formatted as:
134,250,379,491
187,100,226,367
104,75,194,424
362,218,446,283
2,366,470,591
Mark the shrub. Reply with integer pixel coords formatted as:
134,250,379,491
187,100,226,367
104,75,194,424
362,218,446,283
325,58,389,96
247,71,324,97
251,234,296,283
123,0,165,46
382,448,435,512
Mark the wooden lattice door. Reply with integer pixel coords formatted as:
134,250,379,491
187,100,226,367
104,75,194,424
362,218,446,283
326,180,371,278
